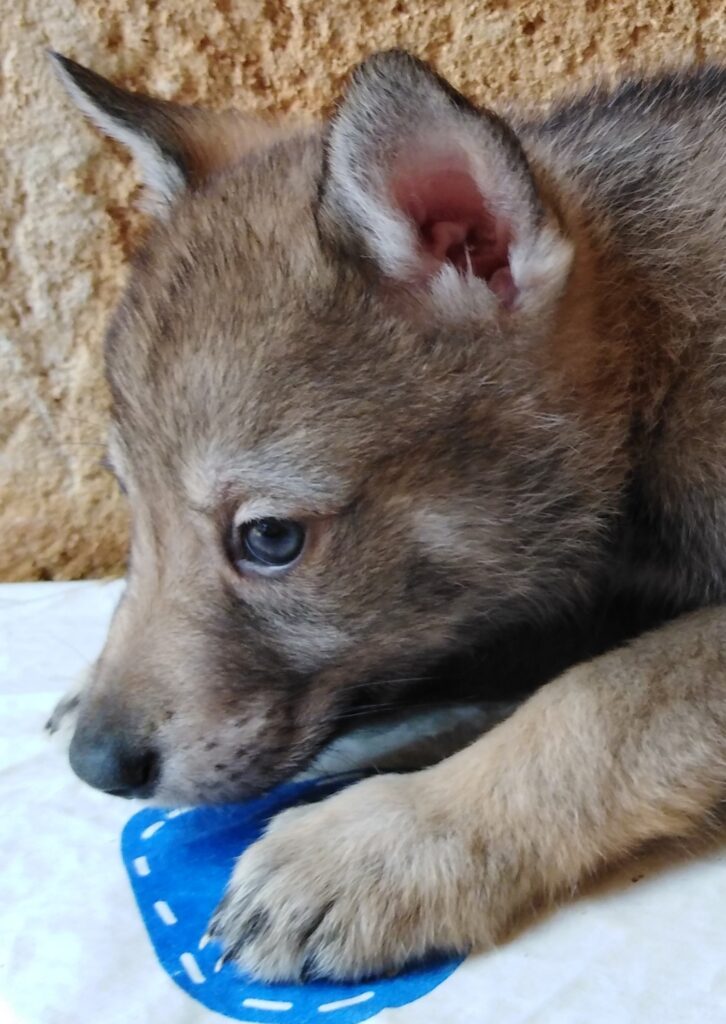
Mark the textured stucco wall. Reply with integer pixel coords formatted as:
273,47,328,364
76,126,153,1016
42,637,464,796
2,0,725,580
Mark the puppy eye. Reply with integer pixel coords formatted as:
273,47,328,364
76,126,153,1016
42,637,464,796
230,518,306,573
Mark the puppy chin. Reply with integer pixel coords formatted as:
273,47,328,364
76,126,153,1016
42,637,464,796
148,763,293,809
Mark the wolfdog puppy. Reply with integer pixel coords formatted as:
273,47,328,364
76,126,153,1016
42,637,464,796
52,50,726,981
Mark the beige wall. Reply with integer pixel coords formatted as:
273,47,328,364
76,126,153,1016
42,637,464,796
2,0,725,580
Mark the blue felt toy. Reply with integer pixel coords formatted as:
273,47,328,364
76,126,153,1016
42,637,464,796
122,773,464,1023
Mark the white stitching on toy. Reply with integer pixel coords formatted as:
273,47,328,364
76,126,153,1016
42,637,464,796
141,820,166,840
180,952,205,984
153,900,177,925
318,993,375,1013
242,998,294,1011
133,855,150,876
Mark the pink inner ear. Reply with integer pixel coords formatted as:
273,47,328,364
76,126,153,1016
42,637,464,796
391,164,516,306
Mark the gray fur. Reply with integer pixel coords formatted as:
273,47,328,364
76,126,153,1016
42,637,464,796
52,50,726,980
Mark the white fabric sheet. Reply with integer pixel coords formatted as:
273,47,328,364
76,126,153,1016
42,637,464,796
1,581,725,1024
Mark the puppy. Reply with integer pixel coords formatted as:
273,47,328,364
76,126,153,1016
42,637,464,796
51,50,726,981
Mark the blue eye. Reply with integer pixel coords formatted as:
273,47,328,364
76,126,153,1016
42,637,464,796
233,518,306,570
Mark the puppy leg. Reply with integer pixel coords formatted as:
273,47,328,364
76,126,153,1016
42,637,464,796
211,607,726,981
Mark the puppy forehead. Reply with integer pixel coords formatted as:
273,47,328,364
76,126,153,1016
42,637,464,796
103,134,479,504
183,439,352,513
107,149,381,388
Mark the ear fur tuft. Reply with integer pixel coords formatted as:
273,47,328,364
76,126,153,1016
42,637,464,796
320,50,572,317
50,52,282,216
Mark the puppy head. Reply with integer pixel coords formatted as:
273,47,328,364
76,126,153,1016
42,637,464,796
53,51,619,804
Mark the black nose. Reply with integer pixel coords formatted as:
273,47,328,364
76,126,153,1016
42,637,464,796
69,726,160,798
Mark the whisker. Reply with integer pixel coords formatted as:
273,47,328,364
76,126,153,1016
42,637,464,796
334,694,489,724
333,675,432,697
334,704,402,722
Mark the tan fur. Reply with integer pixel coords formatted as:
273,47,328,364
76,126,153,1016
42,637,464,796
213,609,726,979
51,51,726,980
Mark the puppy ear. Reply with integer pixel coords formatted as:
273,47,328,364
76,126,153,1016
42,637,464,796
320,50,572,315
50,53,278,215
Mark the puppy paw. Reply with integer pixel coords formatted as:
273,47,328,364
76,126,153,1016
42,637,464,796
209,773,492,981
